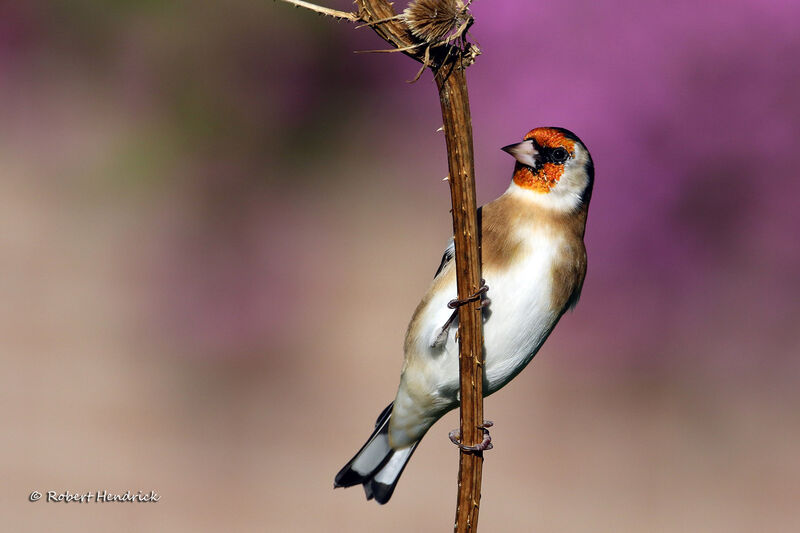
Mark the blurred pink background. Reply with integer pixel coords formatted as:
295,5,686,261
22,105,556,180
2,1,799,531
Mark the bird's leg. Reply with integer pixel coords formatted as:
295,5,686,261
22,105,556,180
433,280,489,348
432,308,459,348
448,420,494,452
433,280,490,348
449,279,490,345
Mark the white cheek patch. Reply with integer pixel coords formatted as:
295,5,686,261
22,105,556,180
547,147,590,211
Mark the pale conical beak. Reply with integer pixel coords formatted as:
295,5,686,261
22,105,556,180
501,140,540,168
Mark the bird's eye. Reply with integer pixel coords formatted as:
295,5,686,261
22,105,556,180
552,147,569,163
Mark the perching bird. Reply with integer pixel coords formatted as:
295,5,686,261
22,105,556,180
334,127,594,504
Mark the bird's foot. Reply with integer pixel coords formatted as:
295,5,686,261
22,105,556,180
448,420,494,452
433,281,489,348
447,279,489,310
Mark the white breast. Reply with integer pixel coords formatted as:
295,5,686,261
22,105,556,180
482,228,562,393
411,227,563,399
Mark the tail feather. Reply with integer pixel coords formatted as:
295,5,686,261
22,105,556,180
363,442,418,504
334,402,419,504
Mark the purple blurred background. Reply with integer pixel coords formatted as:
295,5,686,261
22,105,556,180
3,1,799,531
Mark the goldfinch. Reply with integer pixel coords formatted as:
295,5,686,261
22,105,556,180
334,127,594,504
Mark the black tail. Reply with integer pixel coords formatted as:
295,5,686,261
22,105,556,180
334,403,419,504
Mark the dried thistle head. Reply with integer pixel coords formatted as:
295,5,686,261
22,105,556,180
402,0,469,44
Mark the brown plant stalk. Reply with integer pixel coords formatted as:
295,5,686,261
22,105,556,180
276,1,485,531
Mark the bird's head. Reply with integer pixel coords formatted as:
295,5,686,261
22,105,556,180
502,127,593,212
